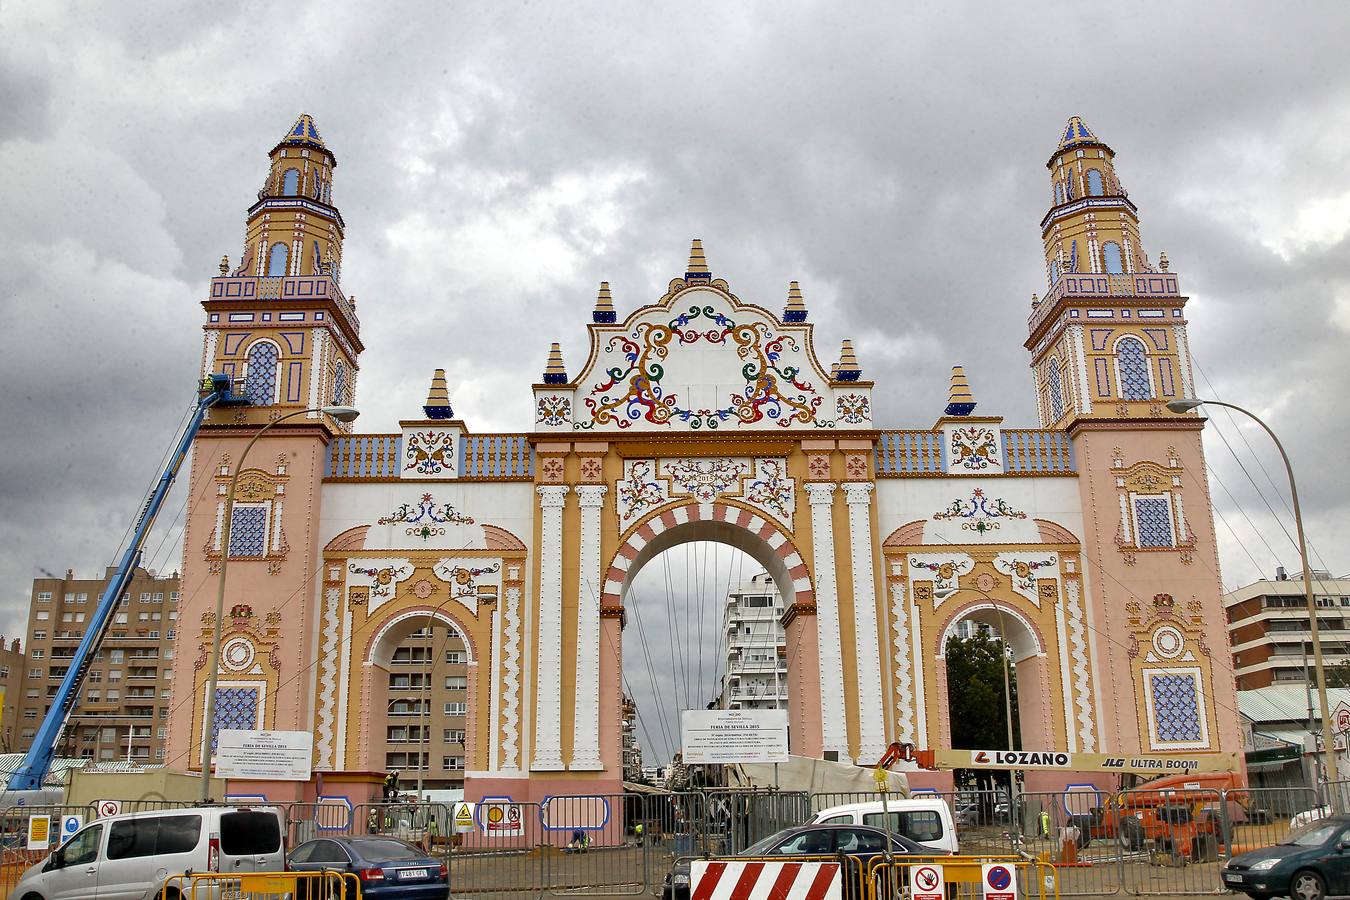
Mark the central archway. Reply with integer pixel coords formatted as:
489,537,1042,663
600,501,821,760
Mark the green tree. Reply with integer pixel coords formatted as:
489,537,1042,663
1323,660,1350,689
944,631,1020,750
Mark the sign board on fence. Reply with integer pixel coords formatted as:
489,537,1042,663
938,749,1240,775
680,709,789,764
480,801,524,837
96,799,122,818
26,815,51,851
982,863,1017,900
692,860,841,900
60,815,84,845
453,802,476,834
215,729,314,781
909,863,945,900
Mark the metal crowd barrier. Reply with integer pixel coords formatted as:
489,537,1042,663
159,869,360,899
864,855,1059,900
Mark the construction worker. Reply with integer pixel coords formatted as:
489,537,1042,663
1038,808,1051,838
383,771,399,801
634,821,644,847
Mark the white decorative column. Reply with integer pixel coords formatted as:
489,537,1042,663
843,481,887,763
571,484,607,770
805,482,849,761
533,485,569,770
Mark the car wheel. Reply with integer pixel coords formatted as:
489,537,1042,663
1118,820,1145,852
1291,869,1327,900
1191,834,1218,863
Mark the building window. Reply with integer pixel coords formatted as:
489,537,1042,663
31,631,45,640
37,591,51,602
244,341,280,406
31,650,43,659
1086,169,1105,196
443,702,466,716
281,168,300,196
444,676,467,691
1116,337,1153,401
1047,360,1066,421
1102,241,1124,274
266,242,289,277
28,668,42,679
36,611,49,621
1133,496,1176,548
332,361,349,406
445,651,465,665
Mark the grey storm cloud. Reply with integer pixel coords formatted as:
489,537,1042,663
3,1,1350,758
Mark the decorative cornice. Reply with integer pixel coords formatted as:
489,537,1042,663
804,482,837,504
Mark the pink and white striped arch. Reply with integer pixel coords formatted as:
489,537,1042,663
601,501,816,608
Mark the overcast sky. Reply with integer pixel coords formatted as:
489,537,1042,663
3,2,1350,760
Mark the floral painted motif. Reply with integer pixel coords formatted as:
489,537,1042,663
932,488,1028,534
535,395,572,427
744,459,794,520
664,458,749,502
435,560,503,598
377,493,475,540
994,555,1058,594
405,431,455,476
582,305,824,429
348,562,411,599
909,558,971,582
836,393,870,425
617,460,668,523
950,426,1000,470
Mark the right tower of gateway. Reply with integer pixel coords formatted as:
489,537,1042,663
1026,118,1243,769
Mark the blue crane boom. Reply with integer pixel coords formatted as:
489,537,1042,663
7,374,245,791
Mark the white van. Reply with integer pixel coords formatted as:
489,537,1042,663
811,797,959,854
11,805,285,900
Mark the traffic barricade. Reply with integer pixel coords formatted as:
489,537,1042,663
687,855,853,900
865,855,1059,900
159,869,360,899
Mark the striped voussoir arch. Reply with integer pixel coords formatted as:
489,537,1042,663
601,501,816,609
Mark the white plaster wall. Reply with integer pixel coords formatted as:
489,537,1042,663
318,481,537,555
875,476,1086,545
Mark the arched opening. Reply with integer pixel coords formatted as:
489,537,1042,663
266,242,289,276
1086,169,1105,196
1102,241,1124,274
1115,336,1153,400
608,508,812,787
281,168,300,196
365,608,477,796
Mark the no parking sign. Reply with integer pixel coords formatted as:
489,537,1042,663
982,863,1017,900
60,815,84,845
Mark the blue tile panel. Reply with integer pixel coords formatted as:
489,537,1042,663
1001,430,1076,473
212,686,260,749
244,342,278,406
1117,337,1153,400
1134,497,1174,547
228,507,268,557
1150,673,1203,743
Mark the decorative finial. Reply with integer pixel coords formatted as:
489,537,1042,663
685,239,711,281
219,254,230,275
593,281,616,324
835,340,862,382
423,369,454,419
543,343,568,384
945,366,977,416
783,281,808,323
1031,293,1039,309
1159,252,1169,272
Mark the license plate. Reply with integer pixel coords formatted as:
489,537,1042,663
1223,874,1242,884
397,868,429,880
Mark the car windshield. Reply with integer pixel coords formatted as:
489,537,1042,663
351,839,425,861
1286,822,1340,847
742,828,802,856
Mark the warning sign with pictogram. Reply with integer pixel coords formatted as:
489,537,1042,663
96,799,122,818
480,800,524,837
909,864,945,900
453,802,476,834
982,863,1017,900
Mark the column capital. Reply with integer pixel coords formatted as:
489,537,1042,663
536,484,570,507
804,482,838,504
575,484,608,507
842,481,875,505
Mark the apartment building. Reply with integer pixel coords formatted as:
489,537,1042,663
377,625,472,793
22,567,179,764
621,693,642,782
0,635,27,754
1225,570,1350,690
718,572,788,710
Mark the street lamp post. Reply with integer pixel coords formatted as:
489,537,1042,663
199,404,358,802
1166,397,1338,787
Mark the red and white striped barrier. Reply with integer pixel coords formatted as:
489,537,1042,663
690,860,842,900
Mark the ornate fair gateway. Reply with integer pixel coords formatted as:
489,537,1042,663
166,115,1242,803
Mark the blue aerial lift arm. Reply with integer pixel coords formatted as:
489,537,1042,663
7,374,245,791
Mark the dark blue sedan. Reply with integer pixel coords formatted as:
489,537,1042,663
1222,816,1350,900
289,836,448,899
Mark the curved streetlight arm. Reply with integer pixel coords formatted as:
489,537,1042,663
1171,398,1337,786
199,406,356,802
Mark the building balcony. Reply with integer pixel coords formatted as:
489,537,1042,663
207,274,360,335
1027,269,1184,336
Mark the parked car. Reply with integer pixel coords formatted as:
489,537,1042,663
10,805,284,900
289,836,448,899
810,797,960,853
1222,815,1350,900
663,824,927,900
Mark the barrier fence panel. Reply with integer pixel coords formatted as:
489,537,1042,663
1011,790,1119,897
540,794,644,896
450,800,546,900
1223,786,1321,860
1112,788,1226,896
161,869,359,899
0,803,101,898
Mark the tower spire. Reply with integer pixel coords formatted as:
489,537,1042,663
593,281,616,324
423,368,453,419
1057,116,1101,152
783,281,808,323
835,340,861,382
945,366,976,416
685,239,711,281
543,343,568,384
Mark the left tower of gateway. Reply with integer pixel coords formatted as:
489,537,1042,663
164,115,364,789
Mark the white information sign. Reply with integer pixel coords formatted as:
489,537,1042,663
26,815,51,851
680,709,789,764
60,815,84,845
215,729,314,781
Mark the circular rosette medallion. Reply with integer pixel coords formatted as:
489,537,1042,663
222,636,257,672
1151,625,1186,660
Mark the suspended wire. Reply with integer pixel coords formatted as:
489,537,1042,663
622,580,676,761
105,397,198,570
